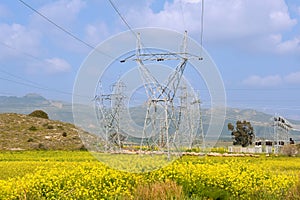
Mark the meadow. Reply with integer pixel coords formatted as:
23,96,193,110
0,151,300,200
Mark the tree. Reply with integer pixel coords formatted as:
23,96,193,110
228,120,255,147
28,110,49,119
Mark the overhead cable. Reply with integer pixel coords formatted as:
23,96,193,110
18,0,115,60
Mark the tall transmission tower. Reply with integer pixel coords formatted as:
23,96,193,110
178,84,189,148
95,80,126,152
273,114,292,153
178,85,205,150
120,31,202,157
191,91,205,150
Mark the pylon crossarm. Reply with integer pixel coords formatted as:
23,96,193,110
120,52,201,63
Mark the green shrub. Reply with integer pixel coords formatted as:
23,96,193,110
38,143,46,150
28,110,49,119
28,126,37,131
47,125,54,129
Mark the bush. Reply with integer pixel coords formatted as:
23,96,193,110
28,110,49,119
28,126,37,131
38,143,47,150
79,145,88,151
47,125,54,129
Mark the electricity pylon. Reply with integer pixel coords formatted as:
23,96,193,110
273,114,292,153
178,86,205,150
95,80,126,152
120,31,202,157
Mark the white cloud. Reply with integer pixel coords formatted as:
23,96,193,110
284,71,300,84
121,0,299,55
0,23,41,59
267,34,282,46
255,34,300,54
242,75,282,87
0,1,86,62
27,57,71,74
28,0,86,53
243,71,300,87
31,0,85,28
124,0,296,40
276,36,300,54
44,57,71,74
269,9,297,31
84,23,109,46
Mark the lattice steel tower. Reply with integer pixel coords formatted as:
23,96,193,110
95,80,126,152
178,85,205,150
273,114,292,153
121,31,202,157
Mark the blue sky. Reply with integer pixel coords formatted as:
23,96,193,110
0,0,300,119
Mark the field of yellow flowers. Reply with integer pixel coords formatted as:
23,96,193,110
0,151,300,199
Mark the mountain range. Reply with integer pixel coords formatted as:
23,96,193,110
0,93,299,141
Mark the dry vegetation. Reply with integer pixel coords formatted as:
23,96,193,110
0,113,87,150
134,180,183,200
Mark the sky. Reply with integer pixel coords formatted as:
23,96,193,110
0,0,300,119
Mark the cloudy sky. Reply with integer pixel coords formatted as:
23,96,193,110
0,0,300,119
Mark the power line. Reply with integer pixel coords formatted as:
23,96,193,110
193,87,300,91
2,1,116,99
0,41,89,98
0,41,41,62
107,0,138,38
0,68,43,87
0,75,88,98
179,0,186,31
0,42,63,89
107,0,160,60
200,0,204,49
18,0,93,49
0,76,48,91
17,0,115,60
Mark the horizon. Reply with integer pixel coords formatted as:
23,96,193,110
1,92,300,123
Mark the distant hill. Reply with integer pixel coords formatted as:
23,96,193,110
0,113,92,150
0,94,74,123
0,94,299,142
128,106,300,141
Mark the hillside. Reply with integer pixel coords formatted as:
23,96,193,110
0,113,90,151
